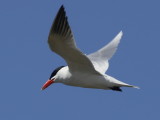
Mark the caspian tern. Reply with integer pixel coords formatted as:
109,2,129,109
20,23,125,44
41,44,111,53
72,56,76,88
41,5,139,91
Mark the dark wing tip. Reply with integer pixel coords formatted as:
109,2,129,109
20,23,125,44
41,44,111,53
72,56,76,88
60,5,64,9
49,5,72,38
58,5,65,13
110,86,122,92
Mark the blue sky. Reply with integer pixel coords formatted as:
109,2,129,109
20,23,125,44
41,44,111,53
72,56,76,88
0,0,160,120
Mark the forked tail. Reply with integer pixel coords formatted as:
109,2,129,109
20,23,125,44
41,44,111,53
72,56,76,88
107,75,140,91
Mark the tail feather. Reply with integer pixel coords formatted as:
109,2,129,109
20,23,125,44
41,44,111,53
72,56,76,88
118,83,140,89
128,85,140,89
107,75,140,89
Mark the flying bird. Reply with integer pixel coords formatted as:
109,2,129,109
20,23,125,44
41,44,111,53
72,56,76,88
41,5,139,91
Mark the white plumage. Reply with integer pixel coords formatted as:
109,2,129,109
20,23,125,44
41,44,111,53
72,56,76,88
42,5,139,91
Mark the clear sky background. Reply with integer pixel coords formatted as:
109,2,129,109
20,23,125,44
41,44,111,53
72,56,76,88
0,0,160,120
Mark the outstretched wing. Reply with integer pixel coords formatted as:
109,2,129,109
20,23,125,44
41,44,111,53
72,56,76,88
88,31,123,74
48,5,100,74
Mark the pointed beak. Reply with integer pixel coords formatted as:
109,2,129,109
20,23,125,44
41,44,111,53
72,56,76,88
41,79,54,90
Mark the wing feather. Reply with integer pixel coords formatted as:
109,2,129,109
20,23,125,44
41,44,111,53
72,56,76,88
48,5,100,74
88,31,123,74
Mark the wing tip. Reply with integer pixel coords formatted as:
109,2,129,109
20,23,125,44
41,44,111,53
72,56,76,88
60,5,65,10
49,4,68,36
118,30,123,38
112,30,123,43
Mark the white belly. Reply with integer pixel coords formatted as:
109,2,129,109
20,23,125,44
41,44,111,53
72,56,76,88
63,72,112,90
56,67,132,90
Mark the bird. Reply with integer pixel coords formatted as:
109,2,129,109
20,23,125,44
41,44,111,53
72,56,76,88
41,5,139,92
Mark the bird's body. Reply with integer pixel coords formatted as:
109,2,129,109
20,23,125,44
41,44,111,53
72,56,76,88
54,64,135,91
41,5,139,91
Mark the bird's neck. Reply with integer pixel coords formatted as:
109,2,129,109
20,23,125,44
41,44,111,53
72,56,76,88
56,66,71,83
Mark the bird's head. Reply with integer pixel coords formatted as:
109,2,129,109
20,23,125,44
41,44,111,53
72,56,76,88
41,66,65,90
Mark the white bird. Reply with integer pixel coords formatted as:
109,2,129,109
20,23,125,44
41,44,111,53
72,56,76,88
41,5,139,92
